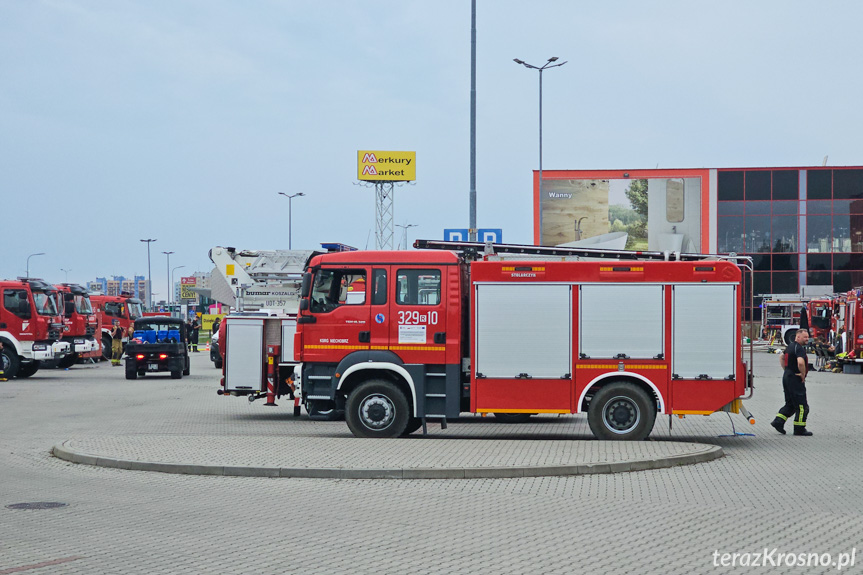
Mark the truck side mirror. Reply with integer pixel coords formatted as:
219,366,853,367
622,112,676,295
300,273,312,298
299,299,309,311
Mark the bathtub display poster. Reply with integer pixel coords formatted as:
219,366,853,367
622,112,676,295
539,177,702,254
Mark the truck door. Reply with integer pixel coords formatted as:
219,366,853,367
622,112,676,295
3,289,31,338
388,267,446,365
302,266,371,363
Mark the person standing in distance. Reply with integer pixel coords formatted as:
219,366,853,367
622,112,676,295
771,329,813,436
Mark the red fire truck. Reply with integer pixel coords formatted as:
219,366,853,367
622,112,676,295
90,293,144,360
0,278,70,378
841,288,863,364
54,284,101,368
292,240,755,440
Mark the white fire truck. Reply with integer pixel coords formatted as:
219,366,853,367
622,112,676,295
291,240,756,440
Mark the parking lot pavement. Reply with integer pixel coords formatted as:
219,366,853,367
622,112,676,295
1,351,862,574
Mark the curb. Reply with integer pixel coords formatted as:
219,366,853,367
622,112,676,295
51,440,723,480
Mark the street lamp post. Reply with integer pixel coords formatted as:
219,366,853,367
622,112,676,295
513,56,567,245
162,251,174,306
395,223,418,250
171,265,185,314
60,268,72,283
26,253,45,279
140,239,156,311
278,192,306,250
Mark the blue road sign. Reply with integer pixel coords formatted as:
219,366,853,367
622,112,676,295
444,229,469,241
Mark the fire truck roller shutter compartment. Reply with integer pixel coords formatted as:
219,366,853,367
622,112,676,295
671,284,737,412
579,285,664,360
474,283,572,412
281,319,297,363
225,319,265,392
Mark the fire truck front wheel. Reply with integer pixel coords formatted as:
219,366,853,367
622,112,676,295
1,346,20,379
587,382,656,441
346,380,410,438
16,361,40,378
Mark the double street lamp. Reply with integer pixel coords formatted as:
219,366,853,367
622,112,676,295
278,192,305,250
60,268,72,283
513,56,567,245
395,223,418,250
140,239,156,310
25,253,45,279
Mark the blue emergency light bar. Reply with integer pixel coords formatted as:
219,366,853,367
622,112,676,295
320,243,358,252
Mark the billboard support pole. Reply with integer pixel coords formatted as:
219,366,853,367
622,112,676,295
375,182,394,250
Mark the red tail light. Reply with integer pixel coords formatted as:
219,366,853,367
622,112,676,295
136,354,144,359
159,354,167,359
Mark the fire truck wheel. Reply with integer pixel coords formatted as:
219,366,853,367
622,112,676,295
493,413,534,424
401,417,423,436
1,346,20,379
101,335,112,362
213,358,222,370
16,361,40,378
784,329,798,346
57,355,77,369
588,382,656,441
346,380,410,438
171,370,182,379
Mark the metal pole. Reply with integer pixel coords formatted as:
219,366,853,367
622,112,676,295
469,0,477,242
60,268,71,282
513,57,566,247
140,239,156,311
278,192,305,250
162,252,173,306
538,67,543,245
26,252,45,279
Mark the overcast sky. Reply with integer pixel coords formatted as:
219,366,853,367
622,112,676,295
2,1,862,293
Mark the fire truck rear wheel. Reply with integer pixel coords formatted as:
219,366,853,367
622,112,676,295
1,346,20,379
101,335,112,362
346,380,410,438
16,361,40,378
587,382,656,441
57,354,77,369
401,417,423,436
493,413,534,424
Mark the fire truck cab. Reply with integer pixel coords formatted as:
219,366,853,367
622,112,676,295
295,242,754,440
0,279,70,378
54,284,101,368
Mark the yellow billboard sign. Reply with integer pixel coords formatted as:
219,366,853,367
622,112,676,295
357,150,416,181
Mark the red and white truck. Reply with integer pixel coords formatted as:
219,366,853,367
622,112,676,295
840,288,863,366
54,284,101,368
291,240,755,440
90,293,144,360
0,278,71,378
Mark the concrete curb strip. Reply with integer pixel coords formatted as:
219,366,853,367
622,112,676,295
52,440,723,480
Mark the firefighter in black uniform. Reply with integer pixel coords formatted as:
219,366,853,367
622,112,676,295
771,329,813,436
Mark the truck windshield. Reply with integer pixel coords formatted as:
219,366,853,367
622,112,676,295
128,302,143,319
76,295,93,314
33,291,59,316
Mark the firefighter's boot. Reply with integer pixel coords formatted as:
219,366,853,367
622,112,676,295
770,416,786,435
793,427,813,436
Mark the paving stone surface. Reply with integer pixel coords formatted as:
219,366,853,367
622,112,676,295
1,351,862,574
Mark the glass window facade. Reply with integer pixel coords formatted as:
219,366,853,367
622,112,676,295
717,168,863,320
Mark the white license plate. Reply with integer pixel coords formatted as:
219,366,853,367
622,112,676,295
148,363,159,371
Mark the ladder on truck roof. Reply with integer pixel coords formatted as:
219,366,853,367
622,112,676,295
413,239,753,265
